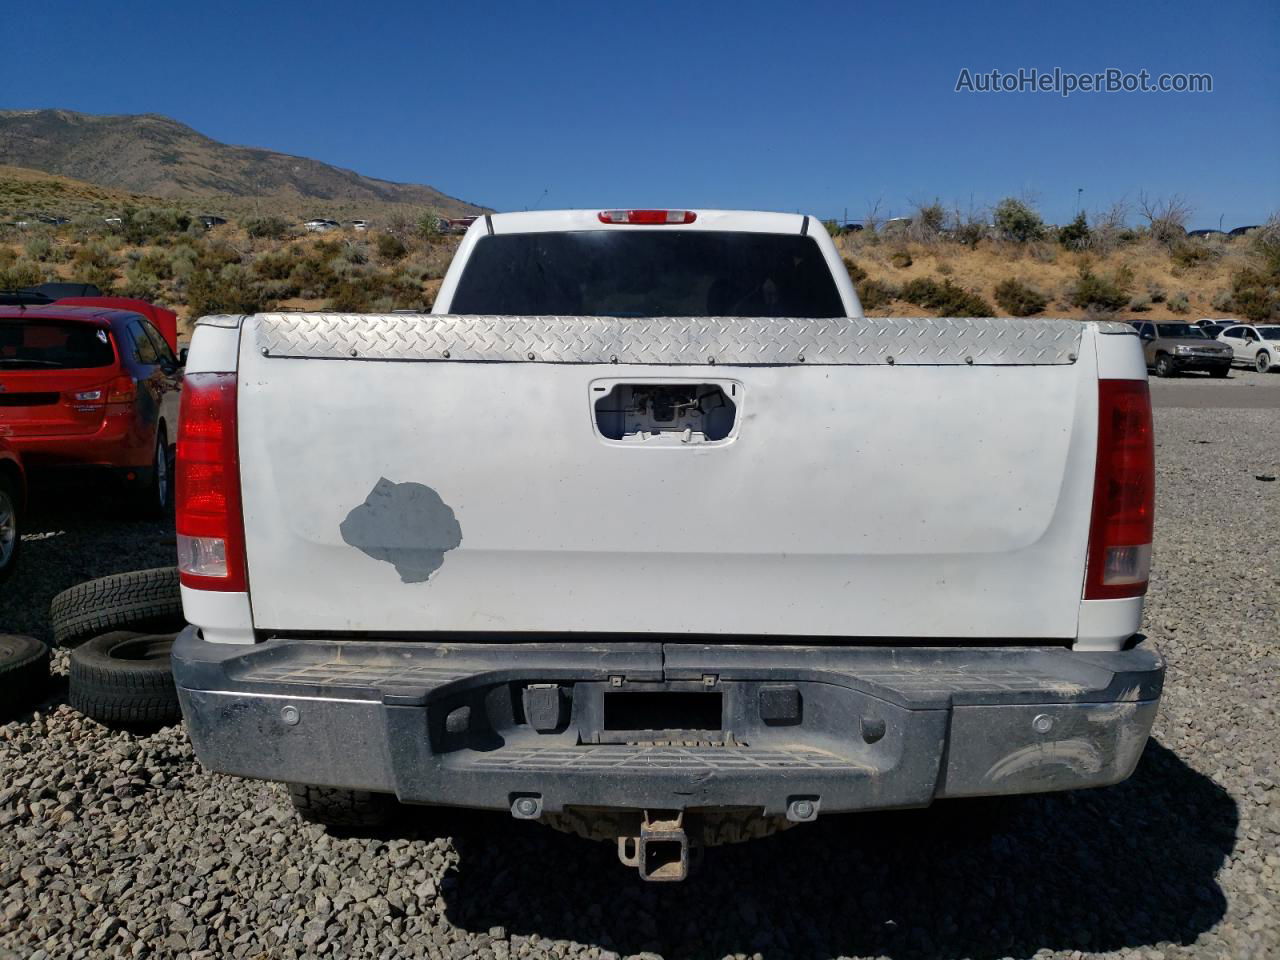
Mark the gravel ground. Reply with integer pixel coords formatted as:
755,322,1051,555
1,399,1277,960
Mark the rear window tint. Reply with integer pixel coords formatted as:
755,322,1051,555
450,231,846,318
0,321,116,369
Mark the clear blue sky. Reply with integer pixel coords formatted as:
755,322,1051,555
5,0,1277,228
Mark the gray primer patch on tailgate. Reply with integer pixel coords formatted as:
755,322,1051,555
340,478,462,583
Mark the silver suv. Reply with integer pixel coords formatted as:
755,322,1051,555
1132,320,1233,378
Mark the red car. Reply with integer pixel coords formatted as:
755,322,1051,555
56,297,180,355
0,438,23,582
0,304,182,514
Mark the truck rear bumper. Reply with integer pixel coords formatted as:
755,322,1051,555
172,628,1163,817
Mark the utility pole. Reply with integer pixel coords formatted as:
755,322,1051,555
1076,188,1083,216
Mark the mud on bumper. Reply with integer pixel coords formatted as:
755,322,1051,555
173,629,1163,818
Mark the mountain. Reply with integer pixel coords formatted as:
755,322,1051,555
0,109,487,217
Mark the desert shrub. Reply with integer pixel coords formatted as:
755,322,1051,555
1228,267,1280,321
132,248,177,281
858,279,896,311
1027,241,1058,264
327,279,375,312
24,233,66,263
1211,289,1234,311
936,261,954,276
1128,295,1152,312
1167,292,1191,314
121,268,162,301
168,244,200,282
842,258,868,284
186,263,270,317
1057,212,1091,251
71,241,121,290
376,233,408,263
1249,216,1280,272
898,277,940,304
993,198,1046,243
242,216,289,240
1147,282,1166,303
950,217,988,247
899,277,993,317
416,216,442,241
0,247,16,269
1170,241,1218,269
823,220,840,237
994,278,1049,316
0,259,43,289
121,207,193,245
842,258,896,311
888,250,912,269
252,247,302,282
915,202,946,234
289,259,335,299
1139,194,1192,247
337,241,369,267
1068,265,1132,313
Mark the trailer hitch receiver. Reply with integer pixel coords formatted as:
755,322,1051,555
617,810,689,881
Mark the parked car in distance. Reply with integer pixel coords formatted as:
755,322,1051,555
199,215,228,230
348,219,370,231
1198,323,1227,339
303,218,340,233
1218,323,1280,373
1131,320,1233,377
0,304,182,514
435,216,479,235
1228,225,1261,237
56,297,181,356
24,282,103,300
0,438,25,584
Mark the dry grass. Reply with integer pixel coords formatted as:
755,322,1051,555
838,234,1245,320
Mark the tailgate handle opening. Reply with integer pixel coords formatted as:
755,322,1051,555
593,382,737,444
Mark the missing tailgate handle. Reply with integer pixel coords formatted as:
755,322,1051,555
592,381,738,444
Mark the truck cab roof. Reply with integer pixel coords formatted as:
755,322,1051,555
479,208,814,236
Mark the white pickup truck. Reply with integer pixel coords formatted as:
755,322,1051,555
172,208,1163,880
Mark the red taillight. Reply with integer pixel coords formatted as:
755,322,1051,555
1084,379,1155,600
175,373,246,592
105,375,136,408
597,209,697,225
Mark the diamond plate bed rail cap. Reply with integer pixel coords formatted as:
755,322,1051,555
251,313,1091,366
194,314,247,329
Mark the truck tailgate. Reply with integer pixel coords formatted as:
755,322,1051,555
235,314,1102,639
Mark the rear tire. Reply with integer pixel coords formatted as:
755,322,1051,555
68,630,181,727
0,474,20,586
287,784,397,828
0,635,50,718
1154,354,1175,378
1257,351,1272,374
50,566,185,648
134,426,171,518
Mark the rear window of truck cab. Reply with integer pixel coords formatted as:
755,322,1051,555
0,320,116,369
449,231,846,318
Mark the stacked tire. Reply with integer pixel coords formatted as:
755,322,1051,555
0,634,50,717
50,567,187,728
